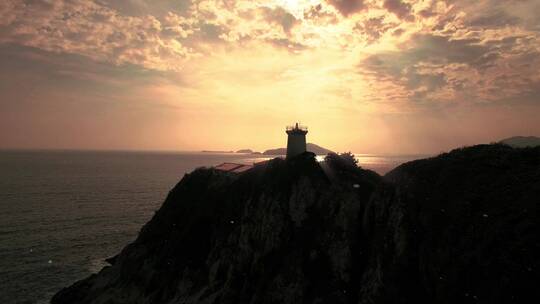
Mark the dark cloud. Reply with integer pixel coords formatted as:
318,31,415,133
266,38,307,52
354,17,397,43
467,9,520,28
404,68,446,91
431,13,459,32
96,0,192,17
259,6,299,33
327,0,366,17
418,8,437,19
197,23,225,41
0,44,180,90
363,33,496,68
22,0,55,10
392,28,405,36
403,34,490,65
383,0,414,21
359,34,505,101
484,36,521,48
360,29,540,104
472,52,500,70
429,0,539,33
303,4,338,24
363,61,448,101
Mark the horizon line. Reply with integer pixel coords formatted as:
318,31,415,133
0,147,438,157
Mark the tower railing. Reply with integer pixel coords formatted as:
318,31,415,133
286,124,308,132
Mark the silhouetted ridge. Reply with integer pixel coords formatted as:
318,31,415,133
499,136,540,147
52,145,539,304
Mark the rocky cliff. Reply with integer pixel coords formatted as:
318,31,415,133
52,145,539,304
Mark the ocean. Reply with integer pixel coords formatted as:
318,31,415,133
0,150,426,303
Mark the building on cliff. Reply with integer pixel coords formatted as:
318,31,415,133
215,123,308,172
214,162,253,173
286,123,308,159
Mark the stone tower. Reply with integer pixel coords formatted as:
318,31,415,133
286,123,308,159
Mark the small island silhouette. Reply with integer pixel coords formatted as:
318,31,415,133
202,143,333,156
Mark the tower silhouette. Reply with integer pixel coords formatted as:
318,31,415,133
286,123,308,159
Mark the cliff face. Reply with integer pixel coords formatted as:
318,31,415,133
52,145,539,304
366,144,539,304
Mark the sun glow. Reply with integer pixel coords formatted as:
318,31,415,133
274,0,323,18
2,0,539,153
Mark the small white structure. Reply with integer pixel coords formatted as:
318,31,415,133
286,123,308,159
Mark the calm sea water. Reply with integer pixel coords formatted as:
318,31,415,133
0,150,425,303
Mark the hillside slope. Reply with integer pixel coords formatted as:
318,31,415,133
52,145,539,304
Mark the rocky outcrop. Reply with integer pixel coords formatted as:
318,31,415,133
52,145,539,304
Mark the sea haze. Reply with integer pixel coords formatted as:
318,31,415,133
0,150,425,303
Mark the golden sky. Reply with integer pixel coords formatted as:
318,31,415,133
1,0,539,153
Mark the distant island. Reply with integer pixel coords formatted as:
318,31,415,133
500,136,540,147
236,149,258,154
204,143,333,155
263,143,333,155
201,150,234,153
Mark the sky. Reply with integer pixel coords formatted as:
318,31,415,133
0,0,539,154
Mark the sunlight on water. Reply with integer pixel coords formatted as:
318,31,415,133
240,153,428,174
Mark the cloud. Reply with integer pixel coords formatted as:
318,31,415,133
359,32,540,104
326,0,366,17
197,23,226,41
354,16,397,43
0,43,181,95
266,38,307,52
383,0,414,21
403,34,490,66
303,4,338,24
0,0,195,71
466,9,520,28
1,0,539,152
427,0,540,34
259,6,299,33
96,0,192,17
361,34,494,77
1,0,539,106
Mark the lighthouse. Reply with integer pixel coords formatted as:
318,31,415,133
286,123,308,159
